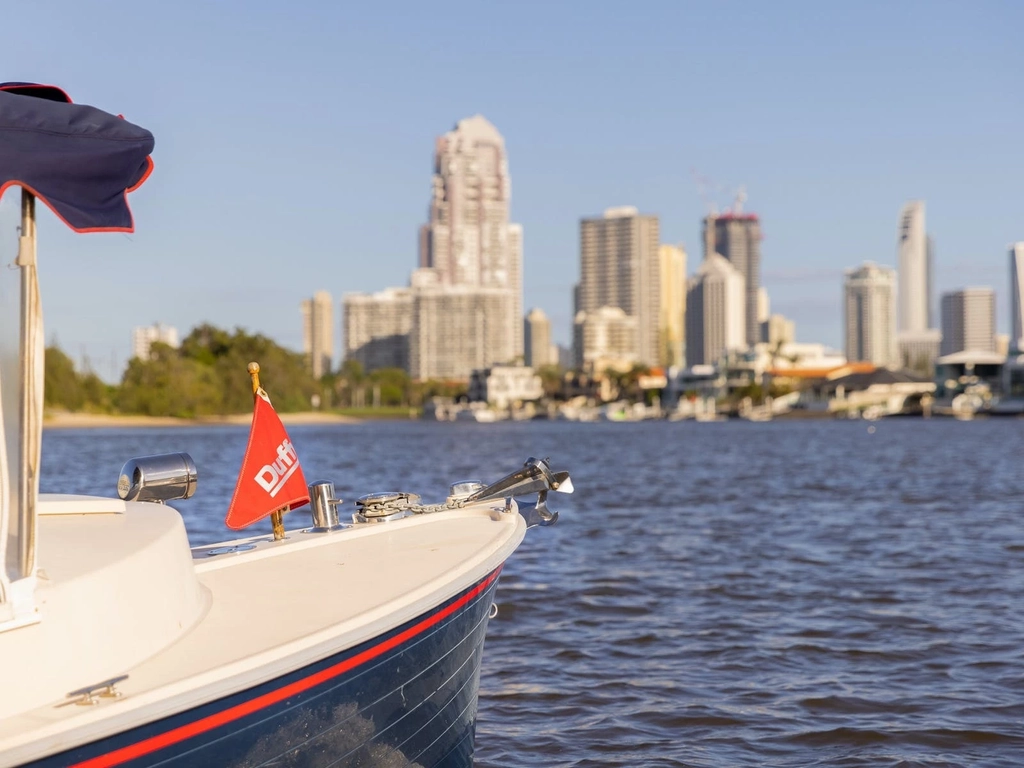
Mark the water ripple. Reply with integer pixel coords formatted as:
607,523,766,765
41,419,1024,766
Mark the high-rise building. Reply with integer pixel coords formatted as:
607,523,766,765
578,207,660,366
703,212,762,347
844,263,897,367
658,244,686,368
685,253,746,366
524,308,554,368
572,307,639,372
897,201,930,333
1011,242,1024,355
940,288,995,356
418,115,523,358
343,287,413,373
895,203,940,371
409,269,514,381
131,323,179,362
301,290,334,379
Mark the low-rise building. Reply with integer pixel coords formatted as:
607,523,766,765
808,367,935,416
573,306,638,373
131,323,179,362
467,365,543,409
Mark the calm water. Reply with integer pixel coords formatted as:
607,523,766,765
41,419,1024,767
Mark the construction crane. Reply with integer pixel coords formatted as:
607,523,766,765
691,168,747,216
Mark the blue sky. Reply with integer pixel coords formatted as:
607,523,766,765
1,1,1021,380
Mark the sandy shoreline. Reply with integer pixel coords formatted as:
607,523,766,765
43,411,363,429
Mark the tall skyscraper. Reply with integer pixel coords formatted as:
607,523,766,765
940,288,995,356
1011,243,1024,355
524,308,553,368
844,263,897,366
418,115,523,358
579,207,660,366
897,201,930,333
658,244,686,368
926,236,936,328
894,203,941,371
703,213,762,346
301,291,334,379
343,288,413,373
131,323,179,362
685,253,745,366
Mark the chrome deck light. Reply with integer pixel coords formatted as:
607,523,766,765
117,453,198,503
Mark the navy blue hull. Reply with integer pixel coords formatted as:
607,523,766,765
30,569,502,768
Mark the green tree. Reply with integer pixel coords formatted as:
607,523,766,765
44,346,112,411
116,344,222,417
45,346,85,410
368,368,411,407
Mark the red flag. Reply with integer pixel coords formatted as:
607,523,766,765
225,389,309,530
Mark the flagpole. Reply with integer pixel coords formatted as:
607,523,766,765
17,189,42,579
248,362,287,541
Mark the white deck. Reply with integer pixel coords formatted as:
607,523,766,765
0,497,524,767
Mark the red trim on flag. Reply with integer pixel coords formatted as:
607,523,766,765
68,567,503,768
0,175,152,234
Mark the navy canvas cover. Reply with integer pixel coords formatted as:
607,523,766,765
0,83,153,232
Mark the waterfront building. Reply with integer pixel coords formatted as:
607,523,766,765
1011,242,1024,354
409,269,514,381
572,306,639,372
995,334,1010,358
343,287,413,373
658,244,686,369
578,207,660,366
703,212,762,347
685,253,745,366
131,323,179,362
418,115,523,358
467,365,543,408
761,314,795,347
557,343,573,370
524,308,554,368
898,329,942,375
300,291,334,379
940,288,995,356
843,262,897,367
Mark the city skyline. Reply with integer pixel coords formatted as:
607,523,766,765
2,2,1021,381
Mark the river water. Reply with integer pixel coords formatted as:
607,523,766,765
41,419,1024,767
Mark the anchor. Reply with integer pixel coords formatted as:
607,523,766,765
465,457,572,528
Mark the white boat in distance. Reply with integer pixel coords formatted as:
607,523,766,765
0,83,571,768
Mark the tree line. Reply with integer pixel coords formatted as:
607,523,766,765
44,323,466,418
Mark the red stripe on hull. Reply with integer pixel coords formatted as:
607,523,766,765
71,567,502,768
